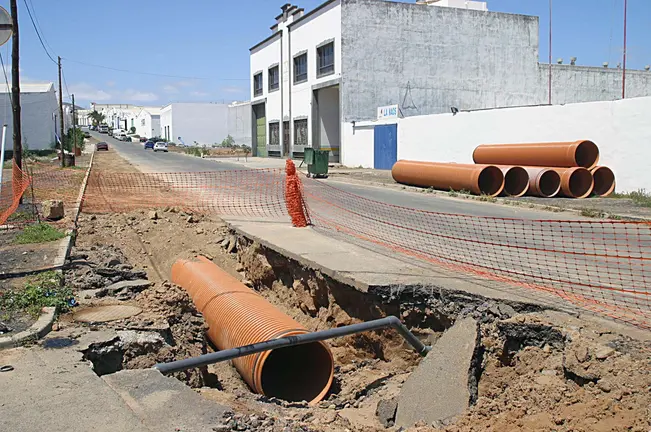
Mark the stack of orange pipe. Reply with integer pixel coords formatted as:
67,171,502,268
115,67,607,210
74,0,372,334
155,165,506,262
391,140,615,199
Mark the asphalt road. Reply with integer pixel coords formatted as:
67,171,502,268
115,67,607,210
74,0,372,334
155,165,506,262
92,131,580,220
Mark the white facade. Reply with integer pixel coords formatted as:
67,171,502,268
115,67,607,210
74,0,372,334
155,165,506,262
250,1,342,159
91,103,142,130
227,101,252,146
0,82,58,151
160,103,229,146
416,0,488,11
129,107,161,138
342,96,651,192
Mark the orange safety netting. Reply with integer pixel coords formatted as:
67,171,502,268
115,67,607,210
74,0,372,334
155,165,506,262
0,162,30,225
3,161,650,330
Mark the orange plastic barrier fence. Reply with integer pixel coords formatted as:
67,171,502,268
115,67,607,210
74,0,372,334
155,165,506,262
0,162,30,226
3,161,650,330
300,179,651,330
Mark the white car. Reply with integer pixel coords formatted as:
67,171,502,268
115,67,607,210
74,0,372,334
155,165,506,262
153,141,168,152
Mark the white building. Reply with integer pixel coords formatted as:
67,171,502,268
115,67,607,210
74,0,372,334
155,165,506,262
128,107,161,138
160,103,229,146
250,2,341,160
90,103,141,130
76,109,91,127
227,101,252,147
0,82,59,151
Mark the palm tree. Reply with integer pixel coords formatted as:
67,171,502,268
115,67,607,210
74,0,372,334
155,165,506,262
87,110,106,126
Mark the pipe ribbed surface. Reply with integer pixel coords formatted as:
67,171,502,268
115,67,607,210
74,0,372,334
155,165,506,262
549,167,594,198
171,256,334,405
590,166,616,197
498,166,530,197
473,140,600,169
522,167,562,198
391,160,505,196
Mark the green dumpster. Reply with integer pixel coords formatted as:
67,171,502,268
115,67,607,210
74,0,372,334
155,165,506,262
304,148,329,178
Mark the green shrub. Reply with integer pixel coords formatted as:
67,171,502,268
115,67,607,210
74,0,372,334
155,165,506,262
0,272,74,317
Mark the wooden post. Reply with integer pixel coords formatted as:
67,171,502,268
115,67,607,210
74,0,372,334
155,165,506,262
58,56,64,167
10,0,22,189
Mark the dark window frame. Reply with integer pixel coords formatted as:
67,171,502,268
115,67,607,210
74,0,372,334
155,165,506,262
269,121,280,146
293,53,308,84
253,72,263,97
268,65,279,92
317,41,334,77
293,118,308,147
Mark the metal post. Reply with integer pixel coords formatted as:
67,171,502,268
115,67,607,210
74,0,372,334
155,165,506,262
622,0,627,99
72,94,76,158
154,316,430,375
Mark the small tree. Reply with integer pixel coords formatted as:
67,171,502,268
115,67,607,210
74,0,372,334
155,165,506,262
221,135,235,148
87,110,105,126
130,126,136,134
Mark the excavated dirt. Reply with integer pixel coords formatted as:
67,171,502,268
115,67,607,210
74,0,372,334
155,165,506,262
58,149,651,431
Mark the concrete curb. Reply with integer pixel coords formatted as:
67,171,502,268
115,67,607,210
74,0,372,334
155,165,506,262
0,306,56,349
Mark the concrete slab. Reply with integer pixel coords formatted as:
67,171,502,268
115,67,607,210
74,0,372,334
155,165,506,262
395,317,481,427
102,369,230,432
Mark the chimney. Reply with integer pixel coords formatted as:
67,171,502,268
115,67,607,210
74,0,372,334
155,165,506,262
570,57,577,66
557,58,563,65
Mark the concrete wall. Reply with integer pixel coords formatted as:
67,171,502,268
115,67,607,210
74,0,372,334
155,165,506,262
315,86,340,157
0,90,58,151
340,0,541,121
227,102,252,146
543,64,651,105
160,103,229,146
361,96,651,192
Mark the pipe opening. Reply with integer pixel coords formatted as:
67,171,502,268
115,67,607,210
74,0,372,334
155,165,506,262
261,341,333,403
574,140,600,169
568,169,594,198
503,167,529,197
477,166,504,197
538,171,561,198
592,167,615,197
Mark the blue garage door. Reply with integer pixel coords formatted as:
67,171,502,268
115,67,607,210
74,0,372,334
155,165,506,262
373,124,398,170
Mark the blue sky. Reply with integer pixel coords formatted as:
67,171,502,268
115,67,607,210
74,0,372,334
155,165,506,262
3,0,649,107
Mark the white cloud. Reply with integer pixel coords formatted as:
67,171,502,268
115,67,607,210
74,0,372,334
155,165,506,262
176,81,193,88
69,82,111,101
220,85,245,94
163,84,179,93
68,82,159,103
190,91,209,97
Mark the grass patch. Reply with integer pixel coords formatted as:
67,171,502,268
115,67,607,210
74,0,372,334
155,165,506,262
610,189,651,207
0,272,73,318
580,208,606,218
13,223,66,244
7,210,34,222
478,194,497,203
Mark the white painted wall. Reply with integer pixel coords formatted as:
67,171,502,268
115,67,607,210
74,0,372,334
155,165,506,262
250,1,341,155
0,85,58,150
341,96,651,192
342,122,375,168
134,109,162,138
159,103,229,146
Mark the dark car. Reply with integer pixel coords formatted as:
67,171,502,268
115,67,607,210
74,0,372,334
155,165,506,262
83,131,91,138
139,136,148,142
144,140,154,150
96,141,109,151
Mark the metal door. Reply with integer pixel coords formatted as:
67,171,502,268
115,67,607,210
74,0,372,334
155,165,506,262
373,124,397,170
256,115,267,157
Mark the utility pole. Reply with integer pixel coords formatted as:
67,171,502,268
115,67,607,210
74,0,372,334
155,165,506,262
71,93,76,159
622,0,627,99
548,0,552,105
58,56,64,167
10,0,21,172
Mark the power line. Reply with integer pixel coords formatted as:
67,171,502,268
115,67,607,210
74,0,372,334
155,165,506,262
61,69,71,99
0,51,15,112
22,0,57,65
26,0,56,55
61,57,249,81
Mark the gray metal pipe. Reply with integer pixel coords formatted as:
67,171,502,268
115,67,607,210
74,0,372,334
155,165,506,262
154,316,430,375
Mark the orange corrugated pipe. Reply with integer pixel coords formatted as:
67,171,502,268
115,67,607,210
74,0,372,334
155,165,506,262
498,166,530,197
590,166,616,197
473,140,600,169
391,160,505,197
171,256,334,404
522,167,561,198
549,167,594,198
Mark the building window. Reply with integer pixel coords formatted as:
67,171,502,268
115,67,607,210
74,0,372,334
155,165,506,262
269,122,280,146
268,66,279,92
293,53,307,84
141,119,145,126
294,119,307,146
253,72,263,97
317,42,334,77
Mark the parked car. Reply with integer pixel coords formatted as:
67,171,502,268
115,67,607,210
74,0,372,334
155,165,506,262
95,141,109,151
83,131,91,138
144,140,155,150
98,124,109,133
139,136,148,142
153,141,168,152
